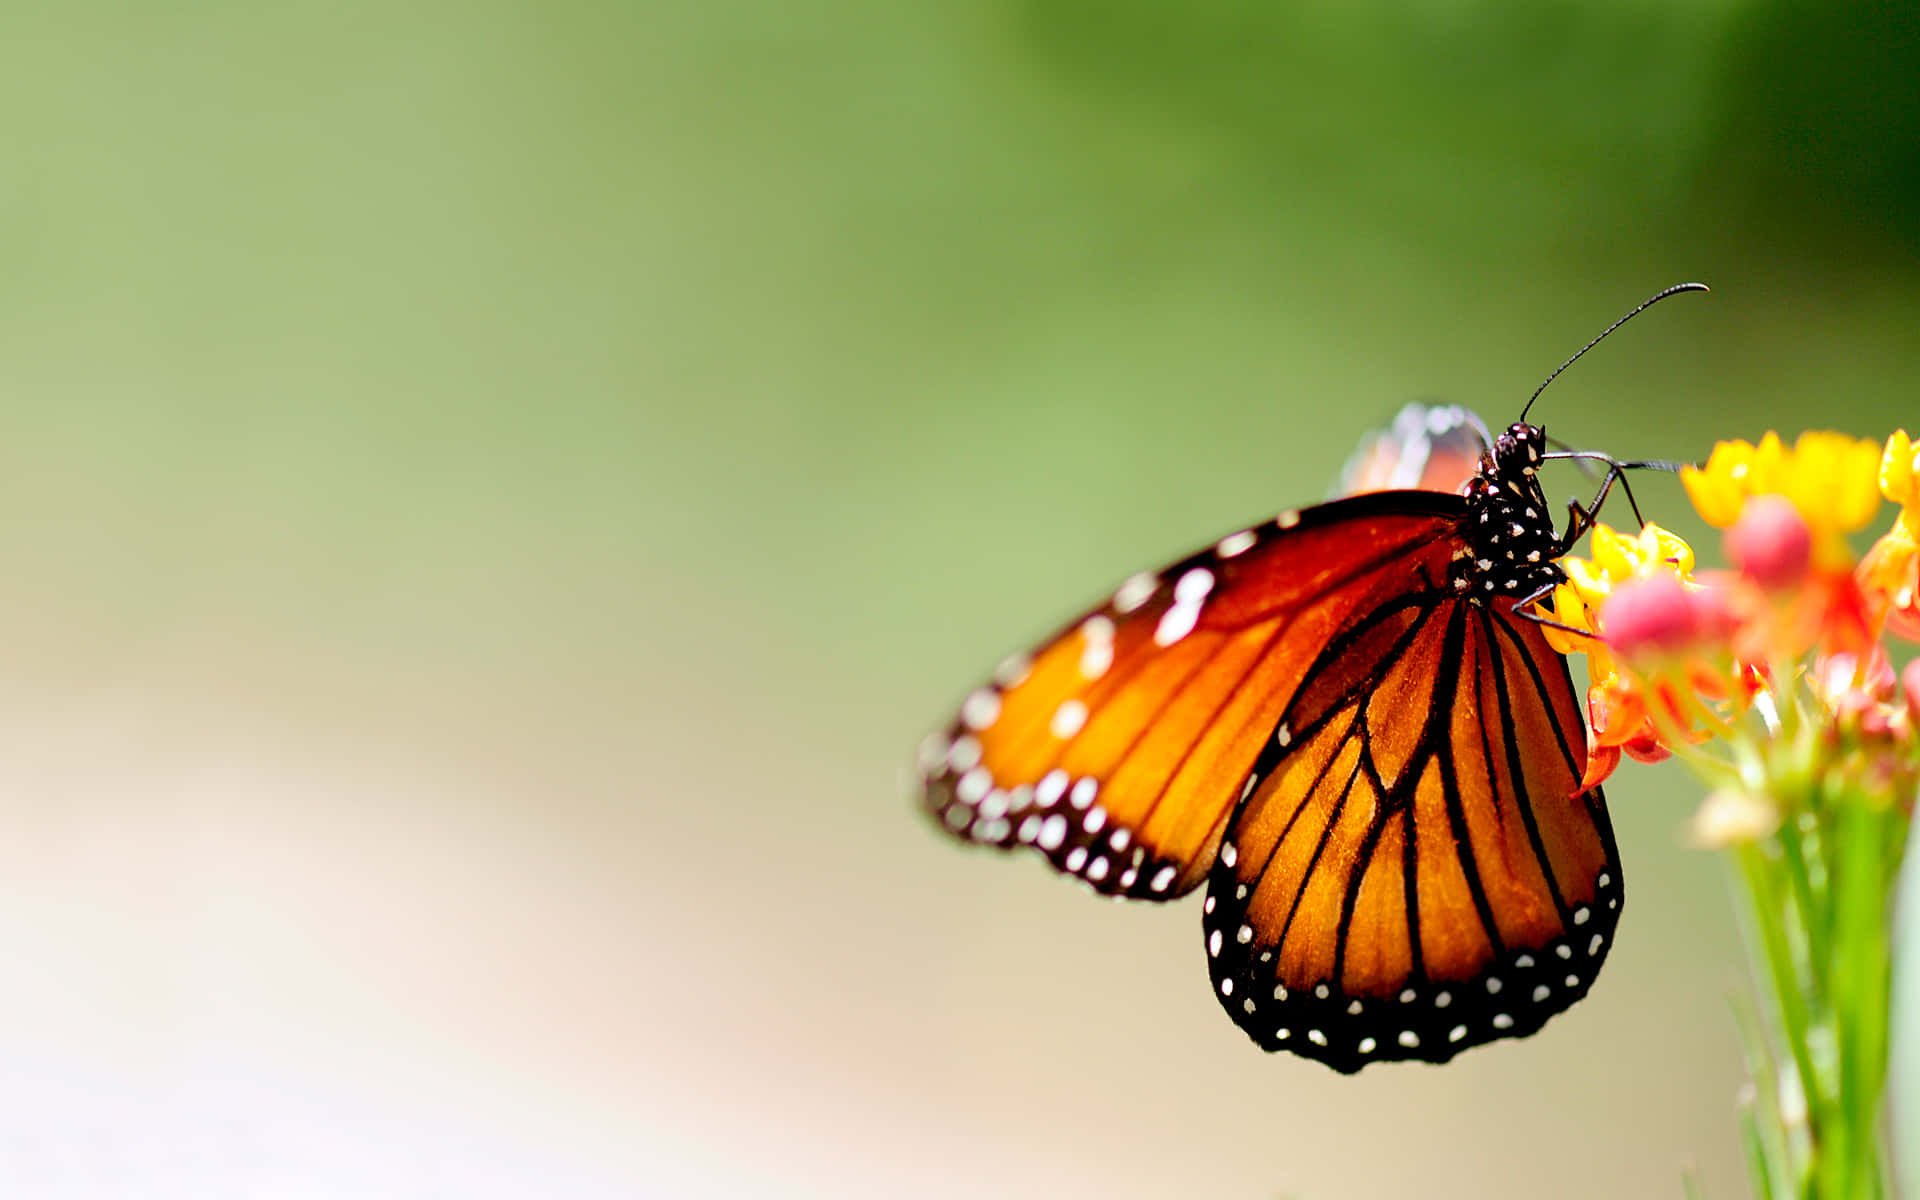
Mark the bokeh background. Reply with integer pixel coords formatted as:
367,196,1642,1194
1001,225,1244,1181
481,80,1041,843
0,1,1916,1196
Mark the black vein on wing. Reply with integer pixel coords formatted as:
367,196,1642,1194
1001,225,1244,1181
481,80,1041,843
1275,745,1367,954
1277,589,1442,750
1484,611,1572,924
1489,610,1586,779
1439,608,1507,959
1127,612,1302,836
1245,707,1359,907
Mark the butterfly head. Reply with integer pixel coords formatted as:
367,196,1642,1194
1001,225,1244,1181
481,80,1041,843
1491,421,1546,479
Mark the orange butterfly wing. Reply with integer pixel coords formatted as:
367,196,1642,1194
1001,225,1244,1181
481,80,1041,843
1199,596,1620,1071
919,495,1463,900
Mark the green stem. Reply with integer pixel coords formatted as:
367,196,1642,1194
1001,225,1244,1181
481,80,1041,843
1730,769,1903,1200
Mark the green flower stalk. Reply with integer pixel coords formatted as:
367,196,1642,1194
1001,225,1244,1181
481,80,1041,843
1538,431,1920,1199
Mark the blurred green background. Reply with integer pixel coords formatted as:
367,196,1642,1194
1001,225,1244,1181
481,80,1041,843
0,0,1915,1196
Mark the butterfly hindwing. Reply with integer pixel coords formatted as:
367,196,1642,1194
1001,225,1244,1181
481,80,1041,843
1200,596,1622,1071
1333,402,1493,498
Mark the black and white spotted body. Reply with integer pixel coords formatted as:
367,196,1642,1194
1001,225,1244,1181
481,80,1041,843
1450,422,1566,603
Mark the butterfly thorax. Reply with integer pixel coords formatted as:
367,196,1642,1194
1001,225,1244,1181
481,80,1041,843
1449,422,1564,603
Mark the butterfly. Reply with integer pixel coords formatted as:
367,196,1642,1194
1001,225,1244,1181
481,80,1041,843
915,286,1703,1072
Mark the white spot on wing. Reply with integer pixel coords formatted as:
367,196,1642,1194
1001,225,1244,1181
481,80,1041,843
1216,529,1258,558
961,689,1001,730
1113,573,1157,613
1036,769,1068,805
1037,815,1068,851
1174,567,1216,604
947,736,982,772
1079,639,1114,679
1050,699,1088,738
1154,603,1201,646
957,767,990,804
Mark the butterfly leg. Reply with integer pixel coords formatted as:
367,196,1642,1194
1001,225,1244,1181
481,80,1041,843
1543,453,1686,550
1506,580,1601,640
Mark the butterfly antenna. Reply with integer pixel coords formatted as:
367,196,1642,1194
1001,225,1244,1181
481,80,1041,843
1518,282,1709,423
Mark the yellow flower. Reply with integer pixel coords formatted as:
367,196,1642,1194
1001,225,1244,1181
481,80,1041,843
1681,431,1882,570
1544,522,1696,675
1860,429,1920,640
1879,428,1920,508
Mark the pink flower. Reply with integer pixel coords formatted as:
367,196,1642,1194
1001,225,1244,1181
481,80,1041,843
1726,495,1813,590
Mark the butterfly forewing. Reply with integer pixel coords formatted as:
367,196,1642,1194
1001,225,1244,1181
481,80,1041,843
1200,596,1622,1072
920,498,1463,900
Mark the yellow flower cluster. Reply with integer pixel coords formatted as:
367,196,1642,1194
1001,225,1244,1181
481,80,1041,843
1680,432,1882,569
1552,428,1920,800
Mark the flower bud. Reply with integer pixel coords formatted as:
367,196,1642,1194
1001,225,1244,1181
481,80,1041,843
1600,572,1702,657
1726,495,1812,589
